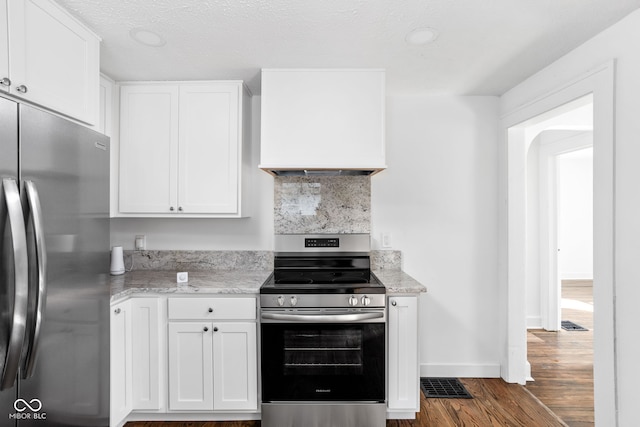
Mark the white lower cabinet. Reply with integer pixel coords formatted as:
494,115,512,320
111,294,259,423
130,298,162,411
167,297,258,412
168,322,214,410
110,300,132,427
212,322,258,411
388,295,420,416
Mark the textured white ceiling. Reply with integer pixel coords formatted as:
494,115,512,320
58,0,640,95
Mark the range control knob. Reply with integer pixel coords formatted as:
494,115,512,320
277,296,285,307
348,295,358,307
361,295,371,306
290,296,298,306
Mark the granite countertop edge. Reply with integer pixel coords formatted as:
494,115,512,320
111,268,426,302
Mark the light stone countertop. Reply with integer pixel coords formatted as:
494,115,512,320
111,268,426,302
373,269,427,294
110,270,272,302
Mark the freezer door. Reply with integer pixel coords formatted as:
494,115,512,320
0,96,23,425
18,103,110,427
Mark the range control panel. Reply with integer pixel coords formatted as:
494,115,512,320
305,238,339,248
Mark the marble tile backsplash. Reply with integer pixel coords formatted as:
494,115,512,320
124,250,273,271
371,250,402,270
274,176,370,234
123,250,400,271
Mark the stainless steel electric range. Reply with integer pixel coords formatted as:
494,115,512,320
260,234,386,427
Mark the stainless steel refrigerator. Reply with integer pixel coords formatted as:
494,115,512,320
0,95,110,426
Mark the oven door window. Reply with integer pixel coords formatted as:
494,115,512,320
284,328,363,376
262,323,385,402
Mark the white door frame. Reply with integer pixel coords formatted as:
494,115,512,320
538,132,593,331
499,61,617,425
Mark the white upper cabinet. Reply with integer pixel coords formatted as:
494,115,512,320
0,0,8,87
119,84,179,215
260,69,386,174
1,0,100,124
118,81,251,218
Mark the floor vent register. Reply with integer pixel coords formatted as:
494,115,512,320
420,377,473,399
561,320,589,331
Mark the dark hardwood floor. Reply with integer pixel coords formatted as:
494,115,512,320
126,378,566,427
526,280,594,427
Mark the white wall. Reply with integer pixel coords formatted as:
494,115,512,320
501,9,640,426
557,148,593,280
372,96,501,377
110,96,275,250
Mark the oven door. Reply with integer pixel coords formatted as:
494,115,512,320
261,310,385,402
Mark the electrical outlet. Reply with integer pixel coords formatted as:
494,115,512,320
177,272,188,283
135,235,146,250
382,232,392,248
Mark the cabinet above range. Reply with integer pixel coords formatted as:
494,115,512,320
116,81,252,218
260,69,386,176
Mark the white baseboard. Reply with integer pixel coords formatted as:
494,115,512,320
527,315,542,329
420,363,501,378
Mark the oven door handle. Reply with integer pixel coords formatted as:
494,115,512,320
261,312,384,323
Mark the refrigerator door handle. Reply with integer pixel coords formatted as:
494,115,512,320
0,178,29,391
20,180,47,379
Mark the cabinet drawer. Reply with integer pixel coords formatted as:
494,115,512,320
168,297,256,320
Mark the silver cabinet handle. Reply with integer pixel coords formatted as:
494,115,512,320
178,207,183,212
208,307,213,313
0,179,29,391
114,308,121,314
213,327,219,332
203,326,209,332
169,206,174,211
15,85,28,94
261,312,384,323
20,181,48,379
0,77,10,87
391,300,397,306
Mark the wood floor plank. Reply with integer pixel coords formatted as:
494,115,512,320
526,281,594,426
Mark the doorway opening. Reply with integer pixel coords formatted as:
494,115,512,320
501,61,615,425
523,97,594,423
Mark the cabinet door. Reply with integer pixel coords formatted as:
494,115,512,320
178,83,240,214
212,322,258,411
0,0,8,93
111,301,132,426
131,298,161,410
168,322,214,411
7,0,99,124
388,296,419,411
119,85,179,214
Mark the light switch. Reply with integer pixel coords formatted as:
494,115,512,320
382,232,392,248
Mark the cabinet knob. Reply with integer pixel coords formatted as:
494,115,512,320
114,308,121,314
213,327,219,332
208,307,213,313
0,77,10,87
169,206,175,211
16,85,28,94
178,206,183,212
391,300,397,306
203,326,209,332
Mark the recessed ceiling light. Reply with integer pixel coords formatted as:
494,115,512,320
129,28,166,47
405,27,438,45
